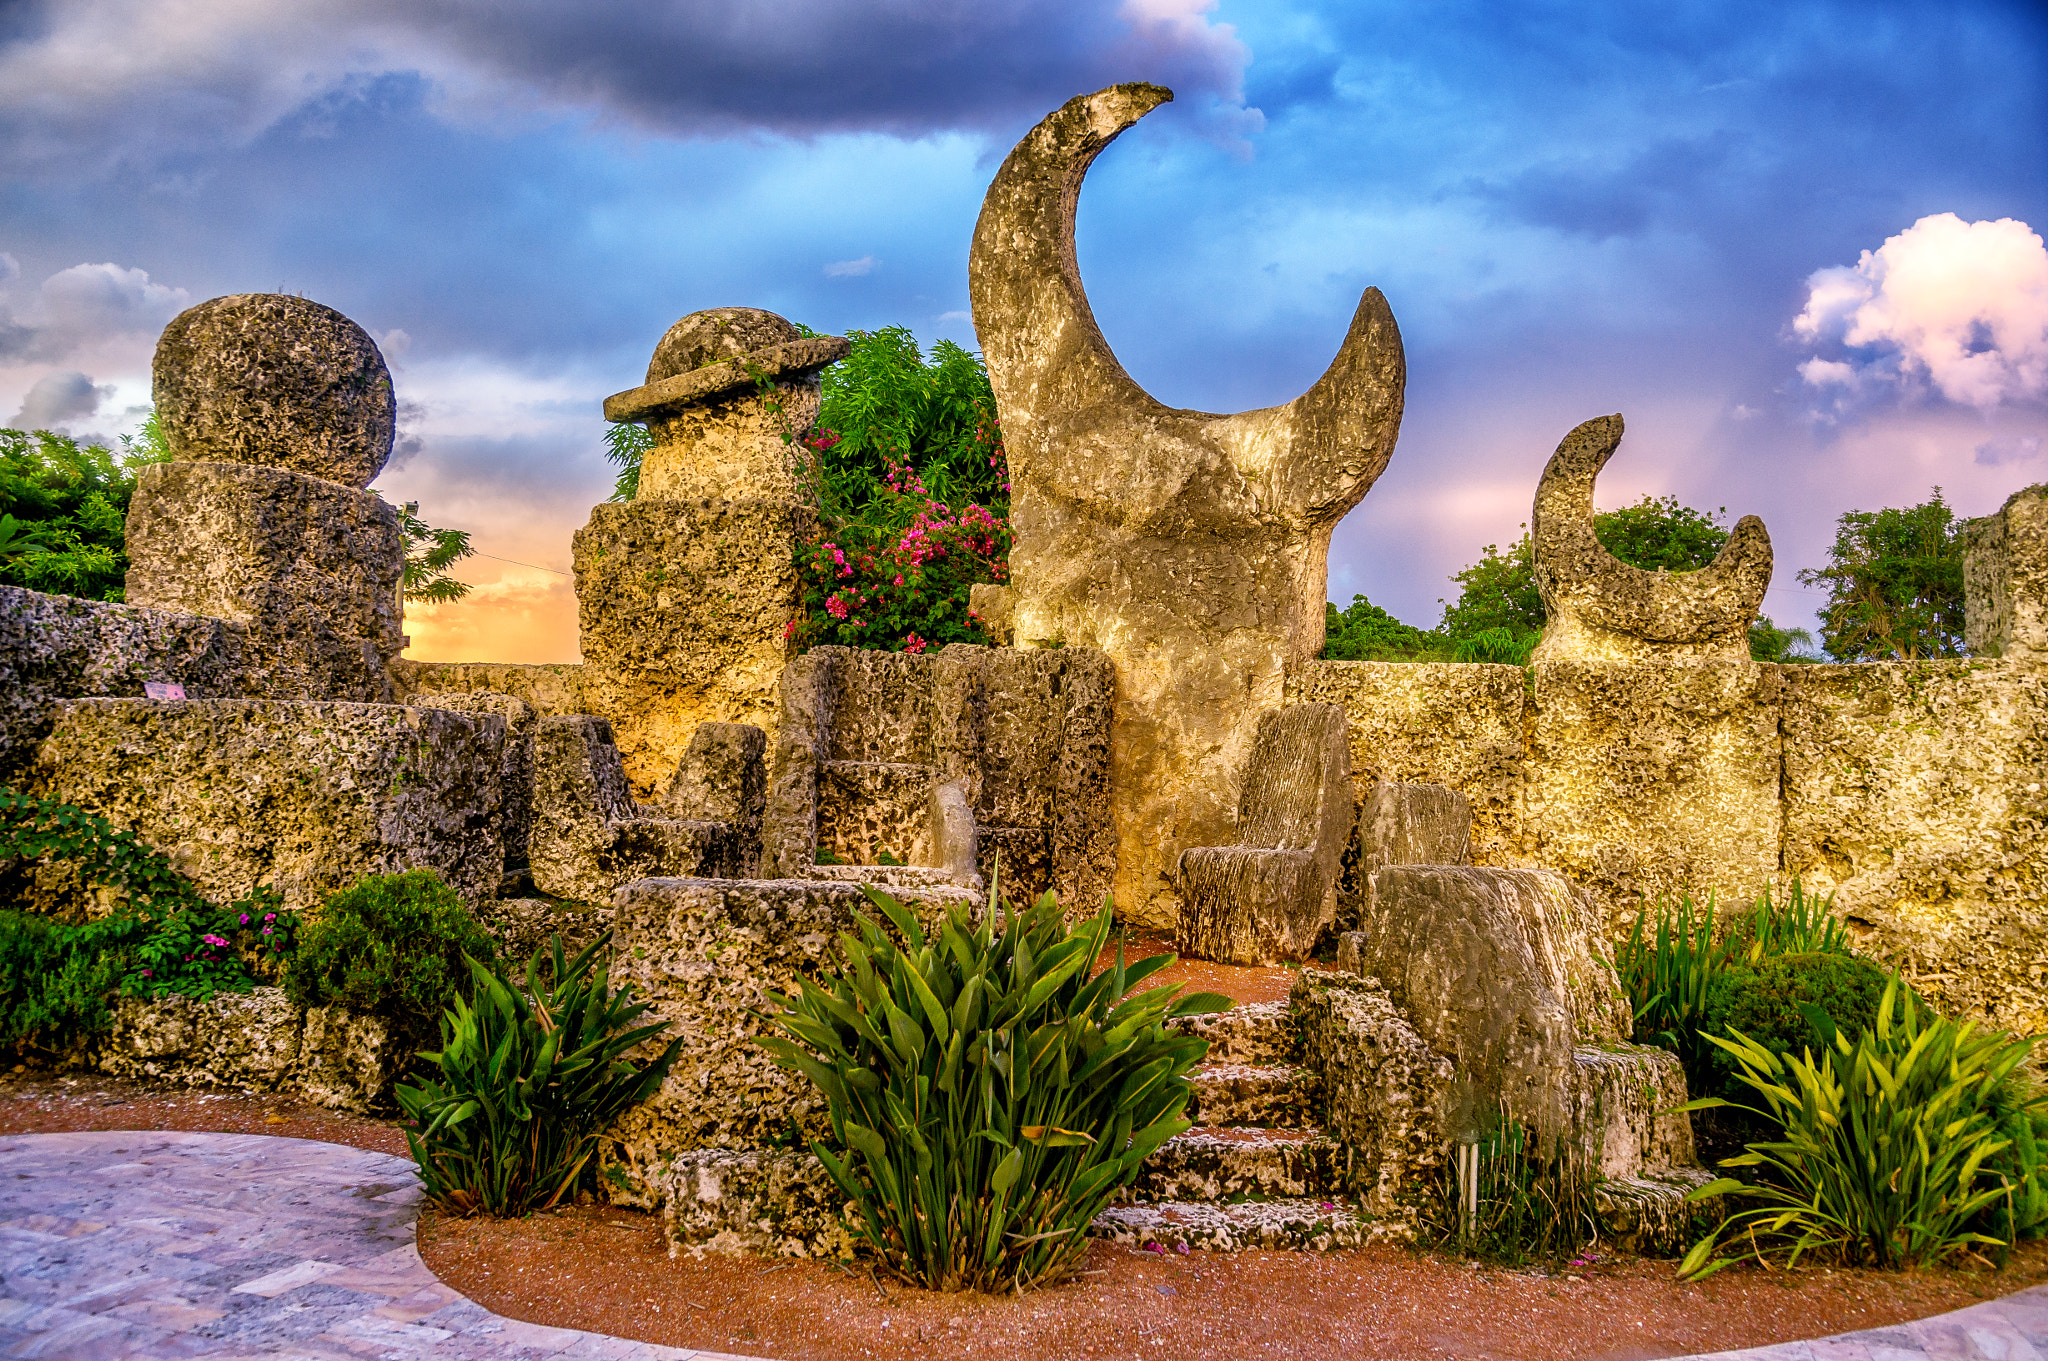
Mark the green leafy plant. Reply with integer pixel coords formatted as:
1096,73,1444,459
1451,626,1538,666
1,786,206,917
395,500,473,603
759,883,1228,1291
1678,979,2039,1277
1727,881,1853,963
1321,594,1452,661
284,869,495,1046
397,932,682,1216
1419,1112,1597,1263
0,909,151,1052
131,887,299,1002
1613,891,1728,1093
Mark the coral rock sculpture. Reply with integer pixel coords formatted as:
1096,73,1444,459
1965,483,2048,662
968,84,1406,924
581,309,849,790
1531,413,1771,664
1176,703,1355,964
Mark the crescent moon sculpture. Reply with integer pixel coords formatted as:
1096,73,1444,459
1530,414,1772,664
968,83,1406,924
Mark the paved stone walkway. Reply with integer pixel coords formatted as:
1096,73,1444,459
0,1130,765,1360
4,1128,2047,1360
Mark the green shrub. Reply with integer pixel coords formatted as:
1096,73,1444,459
1,786,205,916
759,885,1228,1292
1679,978,2040,1276
1697,951,1890,1099
397,933,680,1216
0,909,150,1051
285,870,493,1044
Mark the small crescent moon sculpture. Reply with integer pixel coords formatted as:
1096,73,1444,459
1531,414,1772,663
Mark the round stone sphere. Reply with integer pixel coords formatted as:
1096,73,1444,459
153,294,395,488
646,308,801,384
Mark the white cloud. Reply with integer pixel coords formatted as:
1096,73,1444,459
1976,434,2042,467
1793,213,2048,411
0,260,190,362
824,256,876,278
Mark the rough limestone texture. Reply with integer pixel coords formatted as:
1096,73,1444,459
574,499,815,789
657,1150,855,1260
1285,662,1524,866
969,84,1405,925
604,308,850,506
30,698,505,910
1527,661,1782,932
98,987,395,1113
153,293,395,489
1290,969,1454,1228
603,875,978,1205
660,721,768,872
529,715,743,904
1356,781,1472,875
0,585,248,782
1530,414,1771,664
394,660,589,717
478,897,615,967
412,690,537,870
1781,661,2048,1030
124,461,404,702
1177,704,1355,964
1965,484,2048,662
759,644,1114,905
1353,866,1632,1148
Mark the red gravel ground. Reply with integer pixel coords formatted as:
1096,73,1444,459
5,1066,2045,1361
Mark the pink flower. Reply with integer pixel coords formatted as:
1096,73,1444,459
826,594,850,620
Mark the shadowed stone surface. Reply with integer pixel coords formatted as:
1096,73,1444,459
529,715,742,903
0,1130,764,1359
412,690,539,870
98,988,397,1114
124,461,404,703
969,83,1405,925
153,294,395,488
1353,866,1632,1146
760,644,1114,905
1966,483,2048,662
1177,704,1355,964
1531,414,1771,664
603,875,977,1204
0,585,248,782
30,697,505,911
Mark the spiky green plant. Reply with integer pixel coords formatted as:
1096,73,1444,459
1729,880,1851,963
759,883,1228,1292
397,933,681,1217
1613,891,1727,1091
1677,978,2039,1277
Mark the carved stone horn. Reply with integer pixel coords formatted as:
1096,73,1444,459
966,82,1406,927
1531,413,1772,663
968,82,1404,528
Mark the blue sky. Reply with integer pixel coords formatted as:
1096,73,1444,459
2,0,2043,662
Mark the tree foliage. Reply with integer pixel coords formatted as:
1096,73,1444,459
0,426,168,602
1796,489,1967,661
395,500,474,603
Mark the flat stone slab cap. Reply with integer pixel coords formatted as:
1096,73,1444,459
153,293,395,488
605,305,849,422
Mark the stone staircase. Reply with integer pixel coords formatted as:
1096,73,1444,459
1091,1001,1374,1250
1089,997,1714,1255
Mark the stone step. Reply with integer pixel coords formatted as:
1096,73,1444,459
1567,1042,1698,1181
1169,999,1294,1065
1591,1167,1723,1257
1090,1198,1373,1252
1127,1126,1342,1203
805,864,968,891
1187,1063,1312,1126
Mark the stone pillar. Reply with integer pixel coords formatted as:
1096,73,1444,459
1966,484,2048,663
123,294,403,702
581,308,849,792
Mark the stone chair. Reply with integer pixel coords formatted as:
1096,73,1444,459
759,644,1115,904
1333,779,1473,966
529,715,762,903
1174,703,1355,965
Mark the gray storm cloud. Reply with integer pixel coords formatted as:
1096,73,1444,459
8,369,112,429
0,0,1257,177
0,260,190,361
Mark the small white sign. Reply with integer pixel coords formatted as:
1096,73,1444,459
143,681,186,701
